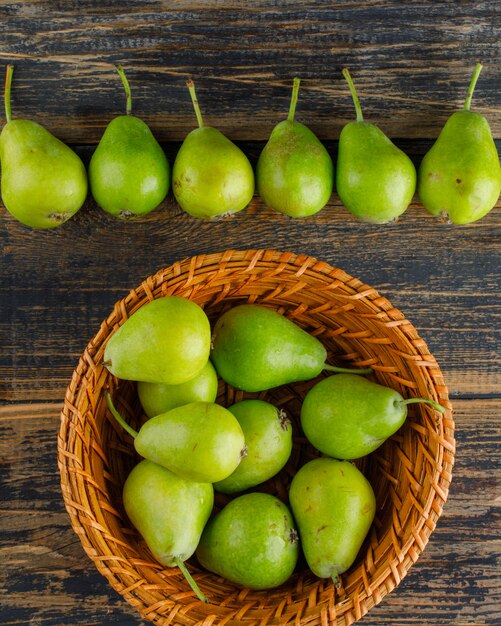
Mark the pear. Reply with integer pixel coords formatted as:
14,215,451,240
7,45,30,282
137,360,219,418
210,303,372,392
172,80,254,218
196,492,299,590
300,373,445,460
103,296,211,385
89,66,170,219
336,68,416,224
0,64,87,229
289,457,376,584
123,459,213,602
256,78,333,217
214,399,293,494
107,395,246,483
418,63,501,224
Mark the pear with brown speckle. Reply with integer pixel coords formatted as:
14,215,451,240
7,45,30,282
418,63,501,224
172,80,254,218
289,457,376,585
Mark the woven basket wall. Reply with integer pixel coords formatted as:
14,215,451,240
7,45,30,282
58,249,455,626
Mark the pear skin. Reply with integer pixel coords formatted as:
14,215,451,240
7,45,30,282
123,459,213,566
103,296,211,385
107,395,246,484
300,373,445,459
336,68,416,224
418,64,501,224
172,80,254,218
89,66,169,219
210,303,372,392
214,399,293,494
123,459,213,602
0,65,87,229
257,78,333,217
289,457,376,582
133,402,246,483
196,492,299,589
137,360,218,418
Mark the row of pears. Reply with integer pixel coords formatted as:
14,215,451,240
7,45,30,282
103,295,445,600
1,63,499,228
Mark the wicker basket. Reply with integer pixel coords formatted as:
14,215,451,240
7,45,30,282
58,249,455,626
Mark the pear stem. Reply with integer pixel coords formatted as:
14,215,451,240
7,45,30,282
287,77,301,122
401,397,446,414
106,392,139,439
116,65,132,115
342,67,364,123
463,63,483,112
174,556,208,603
331,573,342,589
4,64,14,124
323,363,373,375
187,79,204,128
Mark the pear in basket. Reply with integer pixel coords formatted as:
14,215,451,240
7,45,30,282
300,373,445,459
289,457,376,585
103,296,211,385
210,303,372,392
123,459,213,603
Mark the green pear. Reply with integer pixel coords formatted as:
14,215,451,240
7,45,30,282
301,374,445,460
210,304,372,392
123,459,213,602
256,78,333,217
107,395,246,483
336,68,416,224
89,66,170,219
418,63,501,224
103,296,211,385
172,80,254,218
196,492,299,589
289,457,376,584
0,64,87,229
137,360,219,418
214,399,293,494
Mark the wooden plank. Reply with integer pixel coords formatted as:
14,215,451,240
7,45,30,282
1,184,500,402
0,2,499,142
0,398,499,625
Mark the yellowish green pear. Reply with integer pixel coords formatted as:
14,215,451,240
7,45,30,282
256,78,333,217
0,65,87,229
289,457,376,585
103,296,211,385
172,80,254,218
107,395,246,483
418,63,501,224
336,68,416,223
214,399,293,494
89,66,170,219
137,360,218,418
123,459,212,602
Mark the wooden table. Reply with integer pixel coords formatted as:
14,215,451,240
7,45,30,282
1,2,499,625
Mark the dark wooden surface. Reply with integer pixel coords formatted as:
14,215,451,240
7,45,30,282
0,2,500,625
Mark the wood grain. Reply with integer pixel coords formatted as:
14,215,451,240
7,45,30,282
0,2,500,626
1,178,500,402
0,1,499,142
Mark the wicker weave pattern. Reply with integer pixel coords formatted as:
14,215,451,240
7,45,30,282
58,249,455,626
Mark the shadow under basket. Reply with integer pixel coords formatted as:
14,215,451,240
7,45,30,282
58,249,455,626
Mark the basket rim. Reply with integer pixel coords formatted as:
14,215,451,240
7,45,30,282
58,248,455,626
